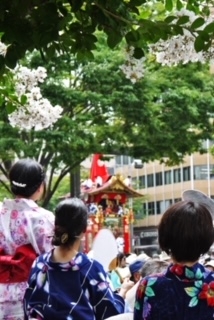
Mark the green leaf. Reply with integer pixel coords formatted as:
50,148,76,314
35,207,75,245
198,30,210,42
125,30,140,43
201,5,210,17
189,296,199,307
129,0,147,5
133,47,145,59
195,268,203,280
191,17,205,30
76,50,94,61
46,45,56,59
185,268,195,279
164,15,177,23
147,278,157,286
6,102,16,114
69,0,84,12
145,286,155,297
177,16,190,25
0,95,3,106
194,280,203,288
107,33,123,48
194,35,205,52
184,287,199,297
172,25,184,35
20,95,27,105
176,0,183,10
165,0,173,11
204,22,214,33
134,301,141,310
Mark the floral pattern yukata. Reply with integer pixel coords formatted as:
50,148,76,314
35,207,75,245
0,198,54,320
134,263,214,320
24,251,125,320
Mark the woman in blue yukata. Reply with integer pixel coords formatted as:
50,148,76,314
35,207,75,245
134,200,214,320
24,198,132,320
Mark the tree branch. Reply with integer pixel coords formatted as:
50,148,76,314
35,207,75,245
94,2,135,25
0,179,11,194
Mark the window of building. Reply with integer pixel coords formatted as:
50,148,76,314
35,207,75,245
156,200,172,214
201,140,214,149
108,167,114,175
173,168,181,183
143,203,147,214
115,155,122,166
156,201,161,214
165,199,173,209
122,155,131,165
194,165,214,180
131,177,137,188
147,174,154,187
139,175,145,188
148,202,155,215
183,166,190,181
164,170,172,185
115,155,133,166
155,172,163,186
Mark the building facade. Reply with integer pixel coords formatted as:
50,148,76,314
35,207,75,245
114,141,214,254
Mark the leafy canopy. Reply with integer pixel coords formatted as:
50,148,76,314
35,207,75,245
0,37,214,207
0,0,214,72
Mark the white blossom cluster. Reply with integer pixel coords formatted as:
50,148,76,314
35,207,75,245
8,66,63,131
149,9,214,66
0,41,7,56
120,46,146,83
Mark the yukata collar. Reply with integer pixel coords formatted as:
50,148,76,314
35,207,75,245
43,250,83,272
167,262,208,282
3,198,39,210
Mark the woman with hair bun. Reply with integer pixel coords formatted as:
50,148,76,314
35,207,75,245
24,198,133,320
0,158,54,320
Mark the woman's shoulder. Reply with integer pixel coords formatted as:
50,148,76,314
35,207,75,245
79,253,108,277
26,203,54,223
35,206,54,219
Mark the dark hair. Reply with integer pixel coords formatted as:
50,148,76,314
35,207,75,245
9,158,45,198
52,198,88,247
158,201,214,262
116,253,126,266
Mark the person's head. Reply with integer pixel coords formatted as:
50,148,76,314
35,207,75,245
9,158,46,200
116,253,126,268
113,227,123,238
52,198,88,248
205,260,214,272
129,260,145,283
158,200,214,263
140,259,169,278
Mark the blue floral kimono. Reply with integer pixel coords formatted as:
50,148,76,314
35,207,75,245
134,263,214,320
24,251,125,320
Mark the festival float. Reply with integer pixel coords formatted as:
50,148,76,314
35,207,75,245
81,154,143,254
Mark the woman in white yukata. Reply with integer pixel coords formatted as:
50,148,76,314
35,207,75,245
0,158,54,320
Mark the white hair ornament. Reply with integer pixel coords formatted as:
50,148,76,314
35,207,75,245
12,181,27,188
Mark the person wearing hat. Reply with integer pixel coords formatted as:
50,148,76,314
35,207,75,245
129,260,145,284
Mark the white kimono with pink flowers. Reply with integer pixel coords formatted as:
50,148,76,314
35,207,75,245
0,198,54,320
